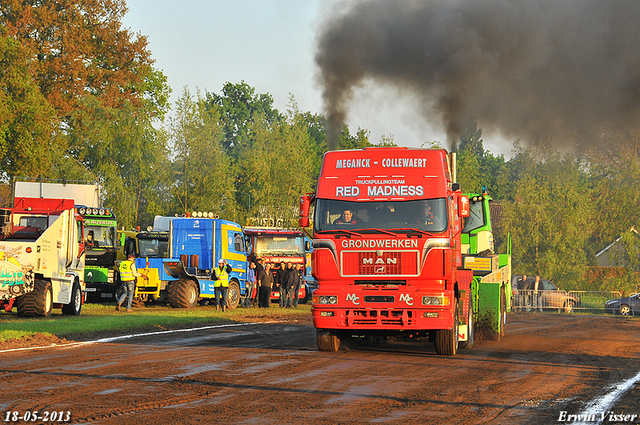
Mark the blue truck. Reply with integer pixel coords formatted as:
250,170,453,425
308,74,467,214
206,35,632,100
160,217,249,309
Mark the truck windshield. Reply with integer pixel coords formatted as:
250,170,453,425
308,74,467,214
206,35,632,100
462,198,485,233
255,235,304,255
85,225,116,248
314,199,448,233
138,238,169,258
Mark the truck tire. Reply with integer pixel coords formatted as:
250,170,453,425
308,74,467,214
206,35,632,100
62,281,82,316
16,279,53,317
434,300,459,356
299,284,310,305
459,298,474,349
316,330,340,352
227,280,240,310
167,279,198,308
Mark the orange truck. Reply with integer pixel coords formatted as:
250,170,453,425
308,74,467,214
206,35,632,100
299,147,476,355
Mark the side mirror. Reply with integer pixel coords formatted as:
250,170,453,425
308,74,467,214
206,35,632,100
452,182,461,191
459,195,470,217
299,193,315,228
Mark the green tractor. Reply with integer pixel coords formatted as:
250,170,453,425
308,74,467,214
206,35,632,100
461,188,512,343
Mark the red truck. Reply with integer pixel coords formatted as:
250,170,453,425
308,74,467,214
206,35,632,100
299,147,474,355
244,227,310,304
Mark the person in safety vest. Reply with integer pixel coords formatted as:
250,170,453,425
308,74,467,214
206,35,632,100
117,253,141,312
212,258,232,312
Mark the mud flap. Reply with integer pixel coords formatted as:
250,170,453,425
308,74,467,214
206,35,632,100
478,282,501,340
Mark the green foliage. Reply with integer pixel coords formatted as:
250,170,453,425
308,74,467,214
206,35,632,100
205,81,283,158
499,144,594,288
169,88,236,219
0,35,58,182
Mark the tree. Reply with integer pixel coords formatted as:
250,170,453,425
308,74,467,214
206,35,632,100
0,35,58,182
62,67,171,228
169,89,236,219
456,124,506,197
236,106,316,227
205,81,282,157
1,0,154,120
501,144,594,288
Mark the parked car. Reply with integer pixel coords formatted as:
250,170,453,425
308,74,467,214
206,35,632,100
604,293,640,316
511,275,579,313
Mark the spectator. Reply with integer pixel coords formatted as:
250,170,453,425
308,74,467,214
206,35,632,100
259,263,274,308
519,274,530,311
243,261,256,308
285,262,296,308
212,259,232,312
276,261,287,307
293,263,304,307
116,253,141,312
533,275,543,312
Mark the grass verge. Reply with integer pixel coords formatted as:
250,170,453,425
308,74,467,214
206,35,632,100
0,303,312,343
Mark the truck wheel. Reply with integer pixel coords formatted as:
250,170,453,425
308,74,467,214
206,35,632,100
316,330,340,352
62,281,82,316
460,298,474,349
16,279,53,317
299,284,310,304
434,300,459,356
167,279,198,308
227,280,240,310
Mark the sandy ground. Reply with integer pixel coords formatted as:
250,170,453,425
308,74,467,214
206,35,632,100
1,312,639,424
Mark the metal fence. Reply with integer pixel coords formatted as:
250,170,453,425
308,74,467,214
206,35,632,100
511,290,622,313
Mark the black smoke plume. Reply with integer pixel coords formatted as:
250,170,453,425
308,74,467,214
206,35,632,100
316,0,640,150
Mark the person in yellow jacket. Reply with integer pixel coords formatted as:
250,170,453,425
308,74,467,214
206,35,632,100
116,253,142,312
212,258,232,312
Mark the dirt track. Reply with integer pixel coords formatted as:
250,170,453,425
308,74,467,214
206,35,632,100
1,312,639,424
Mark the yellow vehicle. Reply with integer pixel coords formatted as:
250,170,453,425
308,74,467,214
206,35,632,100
117,230,170,303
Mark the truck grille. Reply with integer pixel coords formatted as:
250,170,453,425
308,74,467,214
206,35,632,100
341,251,419,276
363,295,394,303
346,309,415,326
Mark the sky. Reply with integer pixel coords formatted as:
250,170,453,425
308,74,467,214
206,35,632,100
121,0,510,155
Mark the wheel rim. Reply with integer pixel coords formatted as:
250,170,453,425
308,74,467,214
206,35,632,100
621,305,630,315
188,284,197,305
74,287,81,311
45,288,53,314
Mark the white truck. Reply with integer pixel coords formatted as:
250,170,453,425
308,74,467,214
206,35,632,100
0,197,85,317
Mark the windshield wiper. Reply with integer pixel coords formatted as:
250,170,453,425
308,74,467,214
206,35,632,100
316,229,361,238
362,228,398,237
387,228,436,237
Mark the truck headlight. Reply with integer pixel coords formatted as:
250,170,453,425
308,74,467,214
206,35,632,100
314,295,338,304
422,295,450,306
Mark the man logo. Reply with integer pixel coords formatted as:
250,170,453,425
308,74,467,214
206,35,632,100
346,293,360,305
362,257,398,265
399,294,414,306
